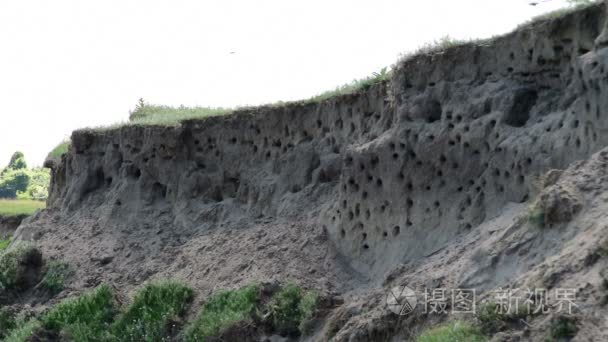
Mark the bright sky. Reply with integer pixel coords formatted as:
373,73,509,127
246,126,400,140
0,0,571,167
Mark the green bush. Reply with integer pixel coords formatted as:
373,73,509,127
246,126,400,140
41,260,72,294
417,321,486,342
548,316,578,340
0,243,42,290
268,283,319,336
476,301,528,334
111,281,193,341
0,307,16,338
0,169,30,199
41,284,115,341
186,284,259,341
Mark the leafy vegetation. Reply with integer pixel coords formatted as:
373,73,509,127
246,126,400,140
41,260,73,294
0,199,45,217
111,281,194,341
0,151,50,201
3,319,41,342
0,243,42,290
528,201,545,227
186,284,259,341
417,321,486,342
267,283,319,336
40,284,115,341
47,140,70,160
476,301,528,334
0,307,17,338
0,236,11,250
548,316,578,340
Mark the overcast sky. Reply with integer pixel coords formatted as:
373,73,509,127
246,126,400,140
0,0,571,167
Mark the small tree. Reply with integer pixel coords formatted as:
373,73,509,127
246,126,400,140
7,152,27,170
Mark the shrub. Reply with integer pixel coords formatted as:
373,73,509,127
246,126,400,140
548,316,578,340
267,283,319,336
0,243,43,290
186,284,259,341
111,281,194,341
41,284,115,341
0,307,16,338
417,321,486,342
476,301,528,334
41,260,73,294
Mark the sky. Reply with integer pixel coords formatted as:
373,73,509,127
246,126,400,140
0,0,572,167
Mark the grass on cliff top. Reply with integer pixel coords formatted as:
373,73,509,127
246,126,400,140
128,68,390,126
47,140,70,160
0,199,45,217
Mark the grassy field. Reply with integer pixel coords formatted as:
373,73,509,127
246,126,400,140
0,199,45,217
47,140,70,160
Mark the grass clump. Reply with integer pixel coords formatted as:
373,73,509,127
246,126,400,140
186,284,259,341
268,283,319,336
0,236,11,250
0,199,45,217
528,201,545,228
41,260,73,294
0,243,42,290
111,281,194,341
476,301,528,334
47,140,70,160
417,321,486,342
0,307,16,338
3,319,41,342
547,316,578,341
40,284,115,341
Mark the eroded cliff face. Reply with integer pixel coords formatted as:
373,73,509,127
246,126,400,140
40,3,606,275
15,3,608,340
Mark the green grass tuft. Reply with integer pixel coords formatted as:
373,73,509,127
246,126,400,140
111,280,194,341
0,236,11,251
548,316,578,340
47,140,70,160
0,242,42,290
528,202,545,228
417,321,486,342
3,319,41,342
268,283,319,336
41,284,115,341
41,260,72,294
0,199,45,217
186,284,259,341
307,67,389,103
0,307,16,338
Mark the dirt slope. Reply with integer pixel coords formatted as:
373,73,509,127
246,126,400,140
11,2,608,341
